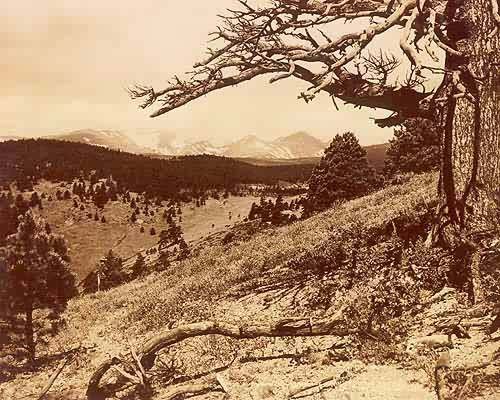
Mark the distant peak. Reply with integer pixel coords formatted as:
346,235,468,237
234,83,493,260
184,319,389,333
241,134,259,140
288,131,312,138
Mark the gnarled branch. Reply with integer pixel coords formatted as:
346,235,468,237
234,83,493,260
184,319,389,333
87,313,355,399
129,0,450,125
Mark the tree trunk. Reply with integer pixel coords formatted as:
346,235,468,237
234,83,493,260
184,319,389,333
442,0,500,228
25,302,35,364
435,0,499,300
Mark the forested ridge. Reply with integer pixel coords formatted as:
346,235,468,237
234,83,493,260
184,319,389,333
0,139,314,197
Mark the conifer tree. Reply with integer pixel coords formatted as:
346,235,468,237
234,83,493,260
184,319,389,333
29,192,40,208
384,118,440,176
97,250,126,291
131,253,146,279
308,132,380,211
0,211,77,362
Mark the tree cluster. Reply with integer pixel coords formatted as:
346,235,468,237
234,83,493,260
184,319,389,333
248,194,299,226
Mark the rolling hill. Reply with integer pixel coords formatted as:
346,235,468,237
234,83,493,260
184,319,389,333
0,139,316,197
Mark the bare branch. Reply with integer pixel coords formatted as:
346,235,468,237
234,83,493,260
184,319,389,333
130,0,443,123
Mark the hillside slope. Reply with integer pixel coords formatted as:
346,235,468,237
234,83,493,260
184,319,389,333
31,180,263,279
2,173,499,400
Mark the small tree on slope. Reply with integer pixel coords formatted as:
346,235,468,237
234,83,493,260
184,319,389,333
0,211,77,362
308,132,380,211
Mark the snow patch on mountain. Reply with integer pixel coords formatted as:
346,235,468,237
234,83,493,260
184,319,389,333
154,132,327,159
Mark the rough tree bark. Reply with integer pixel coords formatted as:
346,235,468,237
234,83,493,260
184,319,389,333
86,315,355,399
432,0,499,302
438,0,500,229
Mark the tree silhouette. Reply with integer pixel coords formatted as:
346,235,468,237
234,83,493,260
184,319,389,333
131,253,146,279
308,132,380,210
97,250,126,291
0,211,77,362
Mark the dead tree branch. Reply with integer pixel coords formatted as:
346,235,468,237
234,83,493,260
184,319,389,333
128,0,456,126
87,314,356,399
36,356,72,400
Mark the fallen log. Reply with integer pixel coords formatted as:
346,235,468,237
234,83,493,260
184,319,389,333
87,314,356,399
157,377,223,400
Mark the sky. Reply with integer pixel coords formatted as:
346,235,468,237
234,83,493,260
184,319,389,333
1,0,434,146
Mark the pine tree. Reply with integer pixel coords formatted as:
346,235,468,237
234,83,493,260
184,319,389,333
97,250,126,291
248,202,259,220
271,195,286,226
178,238,190,260
131,253,146,279
0,211,77,361
159,230,170,249
308,132,381,211
93,183,108,209
384,118,440,176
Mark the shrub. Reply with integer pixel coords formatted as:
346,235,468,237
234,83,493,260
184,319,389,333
131,253,146,279
97,250,126,291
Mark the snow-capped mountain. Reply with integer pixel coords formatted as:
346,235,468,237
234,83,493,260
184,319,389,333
273,132,325,158
180,140,226,156
48,129,154,154
30,129,329,159
155,132,328,159
222,134,287,159
0,135,24,142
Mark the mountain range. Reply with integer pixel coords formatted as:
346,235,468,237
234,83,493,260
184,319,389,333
1,130,327,159
48,129,153,155
0,130,387,164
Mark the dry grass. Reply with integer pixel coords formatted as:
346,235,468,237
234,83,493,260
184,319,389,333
33,181,266,279
57,172,437,345
1,173,443,399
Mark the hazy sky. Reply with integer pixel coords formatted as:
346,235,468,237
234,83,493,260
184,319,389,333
1,0,424,145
